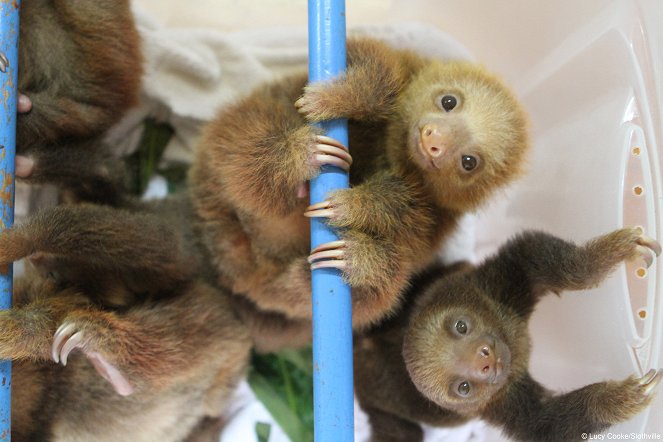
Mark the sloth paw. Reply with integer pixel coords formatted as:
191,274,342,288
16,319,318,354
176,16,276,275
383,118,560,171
632,232,661,268
52,321,134,396
295,82,337,122
587,227,661,270
307,231,400,290
599,369,662,423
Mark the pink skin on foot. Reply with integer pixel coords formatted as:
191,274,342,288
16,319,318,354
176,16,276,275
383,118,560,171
18,93,32,113
15,156,34,178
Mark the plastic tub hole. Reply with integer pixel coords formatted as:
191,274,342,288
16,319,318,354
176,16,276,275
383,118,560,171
636,267,647,278
637,309,647,320
632,147,641,156
633,185,644,196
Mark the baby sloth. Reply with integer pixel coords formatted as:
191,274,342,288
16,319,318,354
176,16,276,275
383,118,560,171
0,203,251,441
354,227,662,442
4,275,250,442
190,37,529,349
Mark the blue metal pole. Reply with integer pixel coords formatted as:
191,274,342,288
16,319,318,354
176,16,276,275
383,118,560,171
308,1,354,441
0,1,18,440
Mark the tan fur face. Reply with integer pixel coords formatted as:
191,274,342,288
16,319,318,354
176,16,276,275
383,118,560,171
402,282,527,416
392,61,529,211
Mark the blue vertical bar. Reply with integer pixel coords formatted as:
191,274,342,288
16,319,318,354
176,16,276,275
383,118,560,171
0,1,18,440
308,1,354,441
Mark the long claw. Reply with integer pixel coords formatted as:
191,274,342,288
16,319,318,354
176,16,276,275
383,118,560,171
304,208,335,218
308,249,345,264
60,331,84,366
645,368,663,394
311,260,347,271
310,135,352,171
52,322,76,363
311,240,346,254
639,368,657,384
643,369,663,396
636,245,654,268
637,235,662,257
315,135,348,151
315,143,352,164
304,200,335,218
314,154,350,171
307,201,331,211
309,240,348,270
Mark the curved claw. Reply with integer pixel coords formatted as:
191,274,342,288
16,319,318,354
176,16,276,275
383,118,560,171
637,234,662,257
311,240,346,254
315,145,352,164
307,201,331,212
311,260,347,271
639,368,658,385
314,154,350,172
641,369,663,396
52,322,77,364
304,200,336,219
52,321,134,395
315,135,348,152
308,248,345,264
636,245,654,268
310,135,352,171
60,331,84,366
309,240,347,270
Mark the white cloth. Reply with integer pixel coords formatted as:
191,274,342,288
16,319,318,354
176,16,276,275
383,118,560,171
106,4,474,168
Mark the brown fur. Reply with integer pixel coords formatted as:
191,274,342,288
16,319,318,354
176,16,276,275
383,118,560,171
189,37,529,350
3,276,250,442
355,228,661,442
0,199,251,441
17,0,143,202
0,195,205,308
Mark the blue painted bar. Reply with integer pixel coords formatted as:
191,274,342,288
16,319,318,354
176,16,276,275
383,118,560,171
308,0,354,441
0,1,19,439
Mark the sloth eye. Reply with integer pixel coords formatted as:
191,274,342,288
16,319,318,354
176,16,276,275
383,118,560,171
455,320,468,334
461,155,478,171
438,94,459,112
457,381,471,396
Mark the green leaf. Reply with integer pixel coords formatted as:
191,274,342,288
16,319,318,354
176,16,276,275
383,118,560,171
255,422,272,442
124,118,175,195
278,347,313,376
249,369,313,442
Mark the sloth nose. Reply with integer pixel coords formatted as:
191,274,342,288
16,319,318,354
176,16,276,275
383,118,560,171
420,123,449,160
475,345,496,378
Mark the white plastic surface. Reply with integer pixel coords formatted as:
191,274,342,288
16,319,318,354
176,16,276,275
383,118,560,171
349,0,663,438
465,1,663,438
